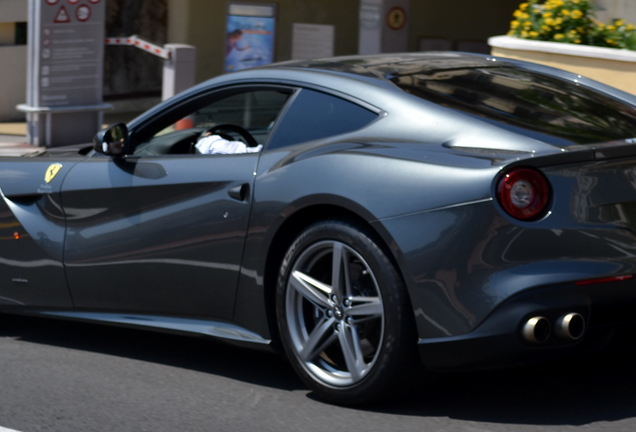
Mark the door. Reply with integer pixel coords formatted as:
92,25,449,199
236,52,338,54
62,86,292,318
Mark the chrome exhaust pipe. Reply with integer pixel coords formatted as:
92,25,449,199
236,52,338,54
555,312,585,341
522,316,551,344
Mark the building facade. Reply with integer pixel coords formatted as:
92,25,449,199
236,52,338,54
0,0,27,121
1,0,635,121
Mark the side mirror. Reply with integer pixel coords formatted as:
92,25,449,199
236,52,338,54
94,123,129,156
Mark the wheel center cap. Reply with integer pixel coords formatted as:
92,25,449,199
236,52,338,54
333,306,344,320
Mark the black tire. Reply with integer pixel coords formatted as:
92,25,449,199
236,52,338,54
276,220,416,405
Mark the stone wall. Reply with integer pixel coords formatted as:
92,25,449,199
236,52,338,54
595,0,636,24
409,0,522,51
0,45,27,121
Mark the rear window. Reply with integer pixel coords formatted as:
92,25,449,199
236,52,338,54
391,67,636,145
267,89,378,150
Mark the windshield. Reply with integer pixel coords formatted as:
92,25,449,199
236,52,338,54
391,67,636,145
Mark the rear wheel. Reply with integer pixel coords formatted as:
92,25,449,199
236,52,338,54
276,220,416,405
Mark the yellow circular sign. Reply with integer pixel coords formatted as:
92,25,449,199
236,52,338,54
387,7,407,30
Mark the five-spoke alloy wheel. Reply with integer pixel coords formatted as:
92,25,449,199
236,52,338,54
277,221,415,405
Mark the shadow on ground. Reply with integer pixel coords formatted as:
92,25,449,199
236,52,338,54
376,343,636,427
0,314,302,392
2,313,635,426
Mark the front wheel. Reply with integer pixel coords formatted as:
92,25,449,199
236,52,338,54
276,221,416,405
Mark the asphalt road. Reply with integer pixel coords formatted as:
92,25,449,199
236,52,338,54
1,314,635,432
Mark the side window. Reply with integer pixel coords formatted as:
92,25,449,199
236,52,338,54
133,88,291,156
184,90,290,140
267,89,378,150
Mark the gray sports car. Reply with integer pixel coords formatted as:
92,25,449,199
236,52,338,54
3,52,636,405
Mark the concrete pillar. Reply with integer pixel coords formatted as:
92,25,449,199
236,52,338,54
162,44,196,101
359,0,410,54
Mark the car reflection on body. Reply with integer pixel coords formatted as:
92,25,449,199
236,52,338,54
2,52,636,405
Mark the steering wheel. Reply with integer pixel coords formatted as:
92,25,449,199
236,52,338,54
197,124,259,148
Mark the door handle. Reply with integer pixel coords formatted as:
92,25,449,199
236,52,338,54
228,184,249,201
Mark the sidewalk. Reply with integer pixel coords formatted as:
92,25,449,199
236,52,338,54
0,122,26,137
0,113,141,156
0,122,39,156
0,97,156,155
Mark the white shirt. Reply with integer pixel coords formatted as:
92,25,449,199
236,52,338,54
195,135,262,154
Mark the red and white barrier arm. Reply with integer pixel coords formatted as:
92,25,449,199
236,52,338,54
105,35,171,60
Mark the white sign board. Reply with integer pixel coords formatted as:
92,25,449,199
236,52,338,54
23,0,107,146
291,23,334,60
30,0,105,108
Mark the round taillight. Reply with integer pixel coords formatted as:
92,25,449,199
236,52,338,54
497,168,550,220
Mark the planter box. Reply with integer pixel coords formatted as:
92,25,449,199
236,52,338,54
488,35,636,95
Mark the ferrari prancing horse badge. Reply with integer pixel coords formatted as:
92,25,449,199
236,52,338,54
44,163,63,183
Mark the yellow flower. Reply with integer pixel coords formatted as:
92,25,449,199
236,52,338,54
571,10,583,19
510,0,636,48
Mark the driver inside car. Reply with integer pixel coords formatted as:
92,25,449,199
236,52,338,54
194,131,263,154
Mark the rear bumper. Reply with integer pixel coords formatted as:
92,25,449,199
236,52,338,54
417,276,636,371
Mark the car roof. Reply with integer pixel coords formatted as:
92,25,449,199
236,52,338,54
189,52,511,109
267,52,501,79
133,52,636,156
222,51,636,105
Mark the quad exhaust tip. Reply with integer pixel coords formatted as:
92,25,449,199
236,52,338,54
522,316,551,344
555,312,585,341
522,313,585,344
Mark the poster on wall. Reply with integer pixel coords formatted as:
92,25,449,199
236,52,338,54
225,3,276,72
